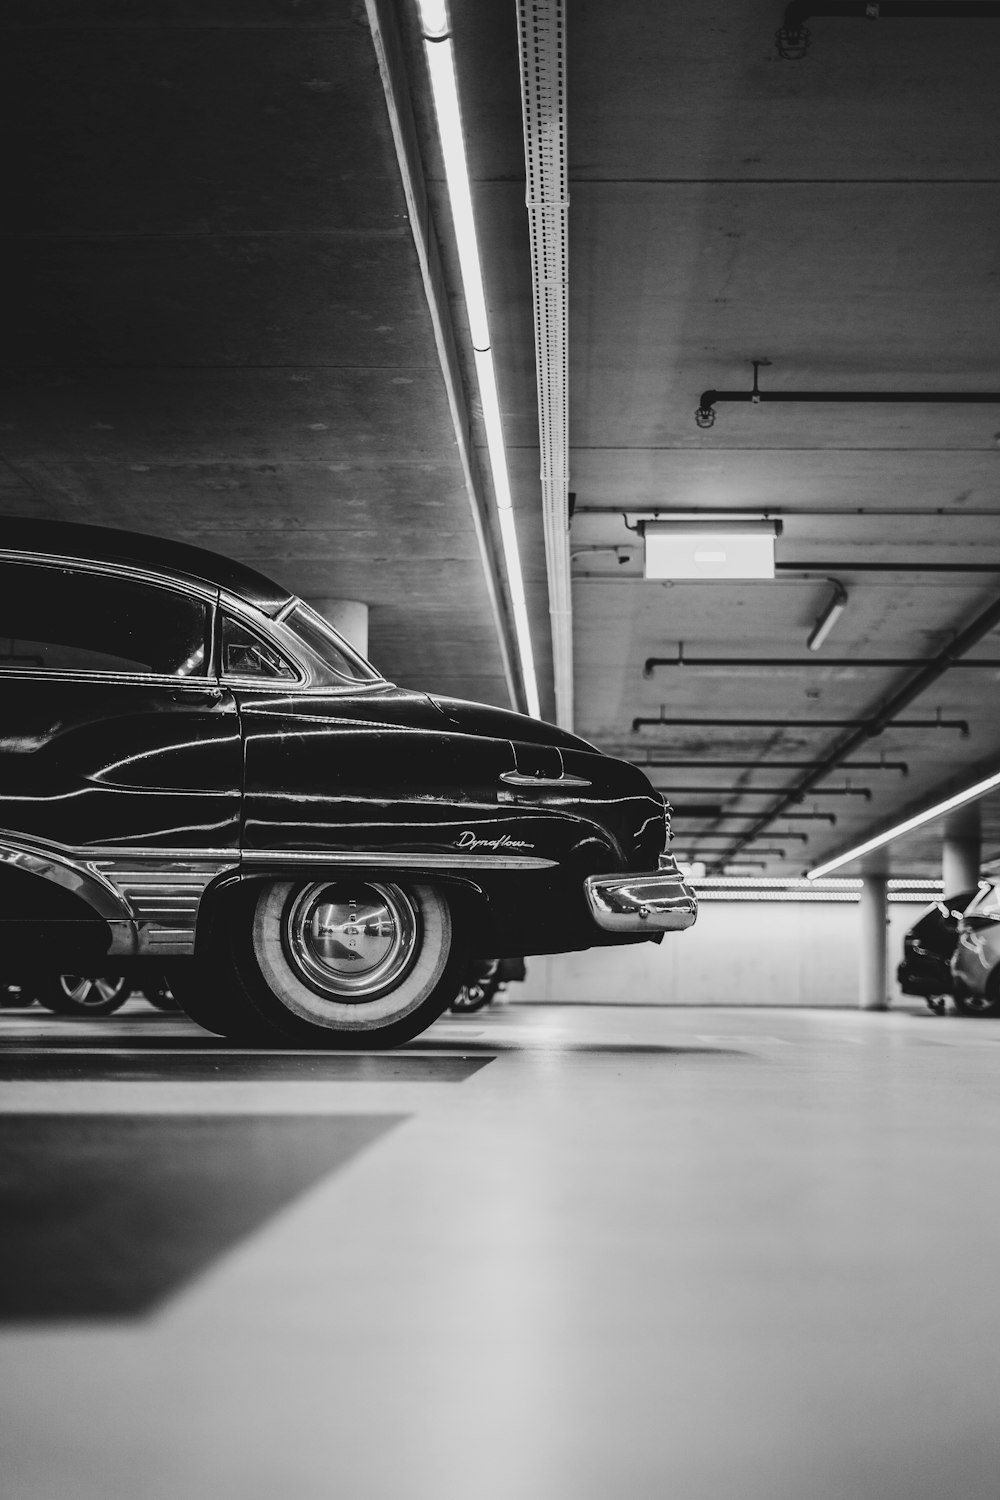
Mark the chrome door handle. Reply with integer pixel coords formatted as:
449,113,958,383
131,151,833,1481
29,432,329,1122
499,771,592,789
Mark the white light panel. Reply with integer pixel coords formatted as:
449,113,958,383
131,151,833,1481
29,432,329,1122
643,521,777,580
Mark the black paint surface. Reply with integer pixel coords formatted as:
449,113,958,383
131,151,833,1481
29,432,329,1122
0,1052,493,1082
0,1113,404,1322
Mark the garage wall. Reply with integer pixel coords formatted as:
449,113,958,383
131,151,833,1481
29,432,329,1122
517,901,919,1007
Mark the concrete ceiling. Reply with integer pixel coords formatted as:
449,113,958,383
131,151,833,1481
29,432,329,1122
4,0,1000,879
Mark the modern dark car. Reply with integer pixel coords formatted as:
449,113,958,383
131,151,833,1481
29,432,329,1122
896,888,978,1012
950,881,1000,1015
0,519,697,1047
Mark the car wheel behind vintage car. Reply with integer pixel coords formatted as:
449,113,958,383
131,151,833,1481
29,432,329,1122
238,879,465,1047
952,965,1000,1017
37,973,132,1017
142,973,181,1012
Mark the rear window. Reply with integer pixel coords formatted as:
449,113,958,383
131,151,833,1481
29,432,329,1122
284,601,381,683
0,559,208,677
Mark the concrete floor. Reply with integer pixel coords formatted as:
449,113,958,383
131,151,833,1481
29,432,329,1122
3,999,1000,1499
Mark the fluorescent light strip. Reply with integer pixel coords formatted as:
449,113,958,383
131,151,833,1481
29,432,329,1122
417,3,540,718
807,769,1000,880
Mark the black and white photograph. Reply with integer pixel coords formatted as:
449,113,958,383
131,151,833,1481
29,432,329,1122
2,2,1000,1495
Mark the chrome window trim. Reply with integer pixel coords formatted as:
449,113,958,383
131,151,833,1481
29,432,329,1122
218,594,392,696
0,552,216,682
0,666,226,690
0,549,220,608
0,549,388,695
281,598,382,687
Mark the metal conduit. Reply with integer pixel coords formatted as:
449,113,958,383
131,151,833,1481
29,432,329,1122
775,562,1000,574
715,588,1000,868
677,846,789,859
651,784,872,799
641,758,908,773
631,714,968,736
644,654,1000,676
672,809,838,824
695,364,1000,428
516,0,573,728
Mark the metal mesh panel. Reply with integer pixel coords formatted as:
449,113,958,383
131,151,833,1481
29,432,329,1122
517,0,573,729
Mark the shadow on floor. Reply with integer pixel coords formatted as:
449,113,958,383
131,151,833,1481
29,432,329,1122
0,1113,406,1322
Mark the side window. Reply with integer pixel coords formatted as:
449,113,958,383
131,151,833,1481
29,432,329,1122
0,559,208,677
221,615,296,681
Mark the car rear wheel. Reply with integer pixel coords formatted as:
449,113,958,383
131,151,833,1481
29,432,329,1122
37,973,131,1017
953,967,1000,1017
237,879,464,1047
166,958,283,1044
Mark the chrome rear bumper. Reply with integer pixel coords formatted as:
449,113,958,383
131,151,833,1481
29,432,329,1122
584,854,698,935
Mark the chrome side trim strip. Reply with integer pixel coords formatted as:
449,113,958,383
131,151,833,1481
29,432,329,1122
0,830,559,958
0,838,130,923
241,849,557,872
0,831,238,957
92,858,237,955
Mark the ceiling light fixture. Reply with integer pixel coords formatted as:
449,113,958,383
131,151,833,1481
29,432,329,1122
807,579,848,651
641,518,780,580
416,0,540,718
807,769,1000,879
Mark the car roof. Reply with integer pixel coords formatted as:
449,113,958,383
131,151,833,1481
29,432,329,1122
0,517,293,616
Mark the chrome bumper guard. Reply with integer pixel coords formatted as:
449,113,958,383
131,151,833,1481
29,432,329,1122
584,853,698,935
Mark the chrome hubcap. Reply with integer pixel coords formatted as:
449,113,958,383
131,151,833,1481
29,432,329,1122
284,882,419,1002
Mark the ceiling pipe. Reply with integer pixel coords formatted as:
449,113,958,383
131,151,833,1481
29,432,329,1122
676,846,790,859
692,833,810,846
631,712,968,736
695,362,1000,428
645,653,1000,675
652,784,872,799
640,757,907,774
777,2,1000,61
575,563,1000,585
714,587,1000,868
560,546,982,574
577,506,1000,520
671,810,838,824
516,0,573,729
776,562,1000,574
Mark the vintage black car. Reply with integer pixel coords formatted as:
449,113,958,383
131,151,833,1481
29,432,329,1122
0,519,697,1046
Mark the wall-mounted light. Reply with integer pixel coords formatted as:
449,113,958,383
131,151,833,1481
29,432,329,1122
641,517,781,580
807,579,848,651
807,768,1000,880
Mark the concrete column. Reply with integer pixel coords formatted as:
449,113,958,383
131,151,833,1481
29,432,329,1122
943,802,981,895
859,874,889,1011
304,597,369,658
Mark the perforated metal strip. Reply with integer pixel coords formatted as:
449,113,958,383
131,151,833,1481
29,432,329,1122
517,0,573,730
